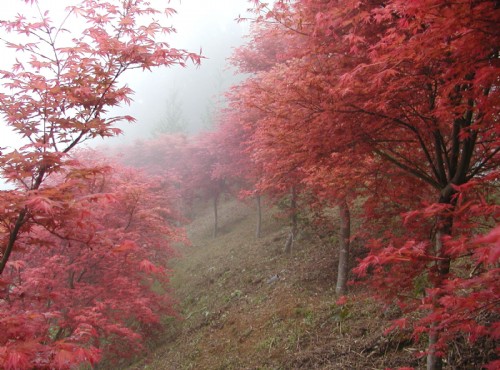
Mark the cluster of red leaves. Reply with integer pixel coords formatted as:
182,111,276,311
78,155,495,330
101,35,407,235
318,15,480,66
119,132,229,211
1,150,182,369
0,0,199,272
0,0,197,368
109,0,499,365
207,0,499,367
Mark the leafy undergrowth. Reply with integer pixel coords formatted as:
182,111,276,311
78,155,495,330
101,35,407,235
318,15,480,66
127,197,425,369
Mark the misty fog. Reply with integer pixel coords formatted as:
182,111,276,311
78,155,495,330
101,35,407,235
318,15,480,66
105,0,251,144
0,0,252,190
0,0,251,149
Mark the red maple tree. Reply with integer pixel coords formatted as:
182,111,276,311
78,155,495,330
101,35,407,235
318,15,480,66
0,0,198,274
227,0,499,367
0,0,197,367
1,150,183,369
117,132,229,237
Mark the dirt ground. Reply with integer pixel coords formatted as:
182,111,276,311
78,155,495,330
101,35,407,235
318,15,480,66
127,197,428,369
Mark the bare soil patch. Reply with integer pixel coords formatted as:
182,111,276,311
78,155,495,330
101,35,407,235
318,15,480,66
128,197,424,369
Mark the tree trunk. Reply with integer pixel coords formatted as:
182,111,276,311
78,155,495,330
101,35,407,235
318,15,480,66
427,322,442,370
0,167,47,275
255,194,262,238
284,186,298,254
0,208,28,275
213,193,219,238
335,198,351,296
426,196,453,370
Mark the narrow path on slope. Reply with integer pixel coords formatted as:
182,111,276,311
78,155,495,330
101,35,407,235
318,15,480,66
129,197,421,369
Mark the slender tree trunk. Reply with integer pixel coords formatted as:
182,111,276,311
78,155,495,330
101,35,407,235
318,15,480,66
0,166,48,275
0,208,28,275
255,194,262,238
336,198,351,296
427,322,441,370
434,214,452,276
284,186,298,254
427,196,453,370
213,193,219,238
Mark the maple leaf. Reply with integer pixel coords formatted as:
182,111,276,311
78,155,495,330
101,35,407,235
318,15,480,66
119,16,134,26
25,196,58,214
335,296,348,305
484,360,500,370
139,259,161,274
3,350,30,370
8,260,25,272
54,349,74,369
112,240,138,253
474,226,500,265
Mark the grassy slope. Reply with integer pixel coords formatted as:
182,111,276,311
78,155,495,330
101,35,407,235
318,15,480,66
129,197,423,369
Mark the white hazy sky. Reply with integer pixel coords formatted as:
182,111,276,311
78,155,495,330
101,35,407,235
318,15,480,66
0,0,252,149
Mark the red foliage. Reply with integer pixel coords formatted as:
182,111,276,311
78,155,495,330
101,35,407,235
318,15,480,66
0,0,198,274
1,151,183,368
225,0,499,366
118,132,229,214
0,0,196,367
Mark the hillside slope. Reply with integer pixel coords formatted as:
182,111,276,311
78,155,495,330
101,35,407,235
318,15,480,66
129,197,422,369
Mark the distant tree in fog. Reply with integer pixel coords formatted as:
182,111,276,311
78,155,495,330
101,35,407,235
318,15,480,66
153,89,189,134
200,98,216,131
200,68,235,131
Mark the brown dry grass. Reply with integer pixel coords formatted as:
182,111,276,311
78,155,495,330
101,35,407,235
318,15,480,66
127,196,424,369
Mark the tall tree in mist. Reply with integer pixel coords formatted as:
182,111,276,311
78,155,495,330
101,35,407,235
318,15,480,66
0,0,198,274
153,89,189,134
1,152,183,368
226,0,499,368
0,0,198,367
